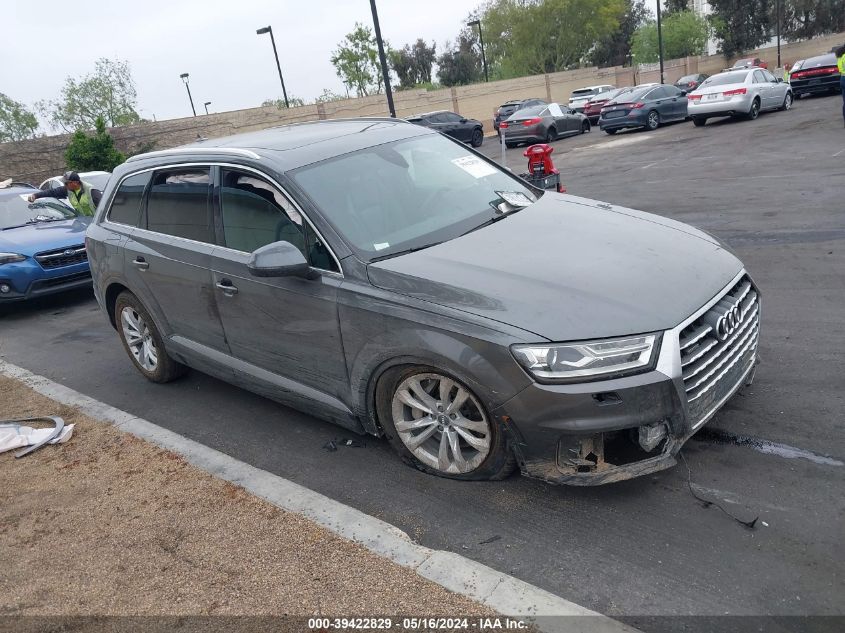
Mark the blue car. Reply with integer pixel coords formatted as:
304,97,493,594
0,184,92,302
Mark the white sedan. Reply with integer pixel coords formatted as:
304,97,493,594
687,68,793,127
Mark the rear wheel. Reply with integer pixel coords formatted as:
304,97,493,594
505,141,518,149
581,120,590,133
779,92,793,111
693,117,707,127
376,366,515,481
545,127,557,142
604,128,617,135
114,291,187,383
747,98,760,120
646,110,660,130
470,128,483,147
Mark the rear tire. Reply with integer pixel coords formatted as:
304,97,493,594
470,128,483,147
376,365,516,481
604,128,617,135
646,110,660,130
545,127,556,142
693,117,707,127
747,98,760,120
505,141,518,149
779,92,793,111
114,291,187,383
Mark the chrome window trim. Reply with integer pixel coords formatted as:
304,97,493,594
100,161,343,277
125,147,261,163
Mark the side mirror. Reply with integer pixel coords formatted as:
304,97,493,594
680,90,687,96
776,77,783,83
460,118,468,123
248,241,314,278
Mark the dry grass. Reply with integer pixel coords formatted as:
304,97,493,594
0,375,497,618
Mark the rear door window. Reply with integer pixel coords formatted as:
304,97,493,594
107,171,151,226
145,168,213,244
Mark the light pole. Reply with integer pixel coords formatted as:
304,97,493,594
204,101,211,115
256,26,289,108
656,0,665,84
468,19,489,82
369,0,396,118
180,73,196,117
776,0,782,68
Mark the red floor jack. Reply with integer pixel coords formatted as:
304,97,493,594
519,144,566,193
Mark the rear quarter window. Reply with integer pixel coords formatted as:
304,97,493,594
145,168,214,244
107,172,151,226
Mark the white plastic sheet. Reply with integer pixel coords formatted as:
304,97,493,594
0,423,74,454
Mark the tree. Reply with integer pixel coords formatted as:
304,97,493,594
38,58,141,132
708,0,773,58
0,93,38,142
390,39,437,89
590,0,652,67
314,88,348,103
663,0,691,14
330,23,385,97
480,0,627,78
262,96,306,108
779,0,845,40
64,116,125,172
632,10,710,62
437,30,483,86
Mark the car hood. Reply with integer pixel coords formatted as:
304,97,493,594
0,217,91,256
367,194,743,341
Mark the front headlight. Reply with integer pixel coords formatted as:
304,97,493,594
512,333,660,382
0,253,26,265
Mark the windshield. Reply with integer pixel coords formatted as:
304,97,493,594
0,195,76,230
702,72,749,87
292,134,539,261
678,75,699,83
509,105,545,118
612,86,652,102
593,88,626,102
571,89,596,98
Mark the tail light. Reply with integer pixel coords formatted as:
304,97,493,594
689,81,698,88
522,117,542,126
632,102,645,109
500,122,509,129
723,88,747,96
688,94,702,101
791,67,838,80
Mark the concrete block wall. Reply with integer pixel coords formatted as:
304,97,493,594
2,31,842,185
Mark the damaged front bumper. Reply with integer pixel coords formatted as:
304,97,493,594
495,271,760,486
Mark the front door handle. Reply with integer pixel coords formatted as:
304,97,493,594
216,280,238,296
132,257,149,271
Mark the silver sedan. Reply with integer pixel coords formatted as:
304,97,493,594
688,68,793,126
500,103,590,148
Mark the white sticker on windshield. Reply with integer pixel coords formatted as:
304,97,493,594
373,242,390,251
451,156,497,179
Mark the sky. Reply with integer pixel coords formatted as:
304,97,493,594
1,0,662,130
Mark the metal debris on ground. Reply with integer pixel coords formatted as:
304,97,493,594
0,416,73,458
322,437,367,452
479,535,502,545
679,451,759,529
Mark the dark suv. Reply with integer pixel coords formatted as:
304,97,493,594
493,98,546,134
87,119,759,485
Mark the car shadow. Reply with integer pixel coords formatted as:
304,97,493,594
0,286,97,321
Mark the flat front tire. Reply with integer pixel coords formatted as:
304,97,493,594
780,92,793,111
114,291,187,383
376,365,515,480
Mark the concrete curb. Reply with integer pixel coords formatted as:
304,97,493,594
0,360,638,633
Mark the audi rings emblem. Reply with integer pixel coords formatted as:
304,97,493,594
715,302,742,340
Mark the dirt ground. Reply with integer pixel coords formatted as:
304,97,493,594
0,375,497,622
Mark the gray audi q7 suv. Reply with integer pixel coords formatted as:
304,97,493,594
86,118,760,485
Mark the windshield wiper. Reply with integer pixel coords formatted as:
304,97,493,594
460,211,512,237
25,216,66,224
369,241,444,262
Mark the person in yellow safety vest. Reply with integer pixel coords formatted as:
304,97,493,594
27,171,102,216
782,63,791,83
837,44,845,128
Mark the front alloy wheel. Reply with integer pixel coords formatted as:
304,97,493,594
391,373,491,475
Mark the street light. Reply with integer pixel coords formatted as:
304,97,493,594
369,0,396,118
467,19,489,83
204,101,211,115
179,73,196,117
656,0,665,84
776,0,782,68
256,25,289,108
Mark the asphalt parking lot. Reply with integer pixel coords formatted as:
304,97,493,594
2,93,843,630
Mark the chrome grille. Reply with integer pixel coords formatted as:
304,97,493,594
34,244,87,269
679,275,760,426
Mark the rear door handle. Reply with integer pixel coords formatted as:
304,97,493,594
132,257,149,271
216,280,238,296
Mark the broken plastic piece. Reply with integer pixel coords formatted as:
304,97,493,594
0,416,69,457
